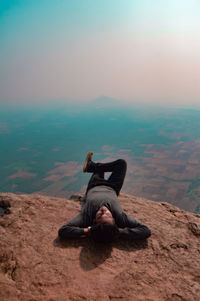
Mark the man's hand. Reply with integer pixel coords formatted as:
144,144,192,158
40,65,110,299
83,227,91,236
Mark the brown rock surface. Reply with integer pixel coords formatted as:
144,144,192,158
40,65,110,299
0,192,200,301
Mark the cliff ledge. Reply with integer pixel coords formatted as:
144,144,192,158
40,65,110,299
0,192,200,301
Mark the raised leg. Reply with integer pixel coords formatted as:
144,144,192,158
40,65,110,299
86,172,105,194
106,159,127,195
86,159,127,196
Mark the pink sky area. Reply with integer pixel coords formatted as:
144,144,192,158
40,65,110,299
1,1,200,107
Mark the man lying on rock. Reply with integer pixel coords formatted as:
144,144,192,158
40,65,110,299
58,152,151,243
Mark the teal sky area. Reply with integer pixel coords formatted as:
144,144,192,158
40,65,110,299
0,0,200,107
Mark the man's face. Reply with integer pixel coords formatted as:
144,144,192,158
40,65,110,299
94,206,114,224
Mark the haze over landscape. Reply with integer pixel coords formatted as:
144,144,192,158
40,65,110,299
1,98,200,214
1,1,200,214
1,0,200,106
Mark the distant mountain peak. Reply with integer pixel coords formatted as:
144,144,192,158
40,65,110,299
91,96,120,108
94,95,118,102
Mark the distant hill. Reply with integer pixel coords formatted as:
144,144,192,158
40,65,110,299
90,95,121,108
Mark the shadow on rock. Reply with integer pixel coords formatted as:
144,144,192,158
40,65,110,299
54,236,148,271
113,238,149,251
79,241,112,271
54,237,112,271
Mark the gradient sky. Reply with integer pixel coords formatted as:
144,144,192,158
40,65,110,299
0,0,200,106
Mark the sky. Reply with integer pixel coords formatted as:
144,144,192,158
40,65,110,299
0,0,200,107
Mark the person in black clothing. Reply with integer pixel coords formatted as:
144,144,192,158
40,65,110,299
58,152,151,243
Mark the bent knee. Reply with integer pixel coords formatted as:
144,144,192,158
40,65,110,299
117,159,127,167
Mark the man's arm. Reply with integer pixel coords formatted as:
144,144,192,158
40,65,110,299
118,214,151,240
58,213,90,239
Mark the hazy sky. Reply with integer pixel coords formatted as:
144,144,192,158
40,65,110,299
0,0,200,106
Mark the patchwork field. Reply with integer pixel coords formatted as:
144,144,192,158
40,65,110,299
1,102,200,213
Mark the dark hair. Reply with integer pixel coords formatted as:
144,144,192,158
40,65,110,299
90,223,119,243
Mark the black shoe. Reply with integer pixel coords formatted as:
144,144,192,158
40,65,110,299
83,151,93,172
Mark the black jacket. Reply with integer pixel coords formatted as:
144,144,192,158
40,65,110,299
58,185,151,240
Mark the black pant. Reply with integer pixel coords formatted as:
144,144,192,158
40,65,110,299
86,159,127,196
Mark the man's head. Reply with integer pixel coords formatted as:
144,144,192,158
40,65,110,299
90,223,119,243
94,205,114,225
90,206,119,243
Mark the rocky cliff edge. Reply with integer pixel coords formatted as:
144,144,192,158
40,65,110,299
0,192,200,301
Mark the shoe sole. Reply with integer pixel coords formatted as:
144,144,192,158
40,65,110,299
83,151,93,172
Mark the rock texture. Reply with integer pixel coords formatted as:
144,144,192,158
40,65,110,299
0,192,200,301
